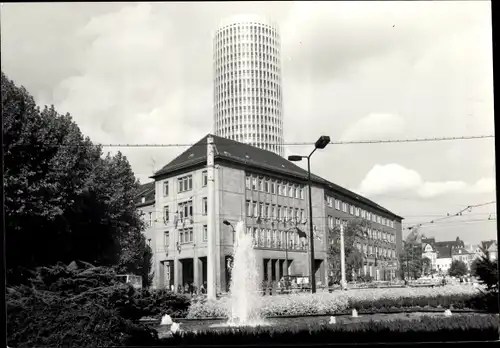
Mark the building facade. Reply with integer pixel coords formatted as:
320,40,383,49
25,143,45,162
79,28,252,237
137,134,403,291
213,14,284,157
324,188,401,281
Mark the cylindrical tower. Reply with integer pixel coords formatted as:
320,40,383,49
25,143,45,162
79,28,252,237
213,14,284,157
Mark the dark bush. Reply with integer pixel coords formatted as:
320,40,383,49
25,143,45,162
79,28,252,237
134,288,191,319
7,263,161,347
156,315,498,346
7,285,159,347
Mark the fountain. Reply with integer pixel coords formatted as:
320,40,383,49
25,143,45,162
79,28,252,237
211,221,268,327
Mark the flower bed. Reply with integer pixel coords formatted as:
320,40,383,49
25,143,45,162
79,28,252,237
186,285,487,319
158,315,498,345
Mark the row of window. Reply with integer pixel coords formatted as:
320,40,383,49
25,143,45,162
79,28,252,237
354,243,396,259
327,216,395,243
246,174,305,199
163,226,208,247
246,200,306,221
162,172,208,196
162,197,209,225
246,227,307,250
326,196,395,228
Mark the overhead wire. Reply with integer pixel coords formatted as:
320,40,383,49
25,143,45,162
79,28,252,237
2,134,494,148
404,201,496,231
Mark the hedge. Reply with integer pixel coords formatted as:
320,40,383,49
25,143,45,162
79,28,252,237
157,315,499,345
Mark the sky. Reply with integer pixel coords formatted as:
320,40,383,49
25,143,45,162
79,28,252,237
1,1,496,245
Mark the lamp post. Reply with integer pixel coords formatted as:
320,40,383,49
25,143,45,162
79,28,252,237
223,220,236,246
288,135,330,294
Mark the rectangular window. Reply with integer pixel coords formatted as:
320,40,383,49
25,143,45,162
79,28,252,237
252,177,257,190
164,231,169,247
202,197,208,215
259,179,264,191
178,200,193,219
246,200,252,216
278,183,282,195
178,175,193,193
335,199,341,210
148,212,152,227
288,207,293,220
265,180,270,193
272,205,277,218
163,206,169,224
342,203,348,212
335,217,340,226
203,225,208,242
288,185,293,197
300,209,305,221
294,186,300,199
367,212,371,220
179,227,194,244
271,181,276,194
245,175,251,189
355,207,360,217
202,171,208,187
265,204,270,218
300,187,304,199
328,216,334,229
349,205,354,215
253,202,258,217
163,181,169,197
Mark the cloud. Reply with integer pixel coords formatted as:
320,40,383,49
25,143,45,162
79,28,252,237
340,113,405,141
358,164,496,198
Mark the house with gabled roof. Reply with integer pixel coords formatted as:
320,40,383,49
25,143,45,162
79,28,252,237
136,134,403,290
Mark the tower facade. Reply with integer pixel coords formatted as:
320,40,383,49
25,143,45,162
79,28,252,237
213,14,284,157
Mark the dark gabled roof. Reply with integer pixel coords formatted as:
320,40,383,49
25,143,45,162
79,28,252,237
451,247,470,255
482,240,496,251
135,181,155,207
151,133,403,219
436,245,452,259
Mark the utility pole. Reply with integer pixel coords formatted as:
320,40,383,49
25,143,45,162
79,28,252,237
207,136,216,300
340,223,347,290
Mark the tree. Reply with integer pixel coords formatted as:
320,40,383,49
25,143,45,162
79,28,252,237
2,71,148,284
328,219,367,284
448,260,468,277
422,256,432,276
399,242,424,280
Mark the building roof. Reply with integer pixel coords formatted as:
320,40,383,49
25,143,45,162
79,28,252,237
451,247,470,256
436,245,453,259
151,134,403,219
481,239,497,251
135,181,155,207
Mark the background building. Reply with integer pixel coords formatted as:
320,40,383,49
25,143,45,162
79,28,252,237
136,134,403,291
213,14,284,157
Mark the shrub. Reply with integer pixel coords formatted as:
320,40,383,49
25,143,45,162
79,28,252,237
7,285,159,347
134,289,191,319
187,285,487,319
7,263,161,347
157,315,498,345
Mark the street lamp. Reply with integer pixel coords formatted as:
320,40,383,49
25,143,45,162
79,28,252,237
223,220,236,246
288,135,331,294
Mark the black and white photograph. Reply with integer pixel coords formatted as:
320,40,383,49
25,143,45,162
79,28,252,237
2,1,498,346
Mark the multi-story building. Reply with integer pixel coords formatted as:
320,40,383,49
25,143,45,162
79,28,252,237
324,186,402,281
213,14,284,157
136,134,403,291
